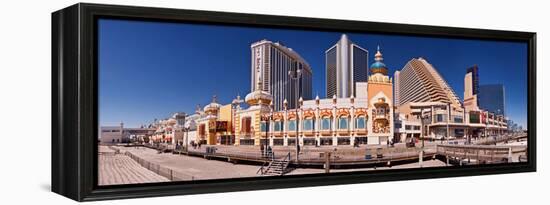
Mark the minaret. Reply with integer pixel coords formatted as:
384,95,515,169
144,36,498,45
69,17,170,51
366,45,394,145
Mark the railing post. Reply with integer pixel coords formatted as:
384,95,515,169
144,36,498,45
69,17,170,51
508,147,512,163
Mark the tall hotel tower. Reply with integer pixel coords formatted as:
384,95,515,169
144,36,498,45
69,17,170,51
394,58,462,109
464,65,480,111
325,34,369,98
250,40,313,111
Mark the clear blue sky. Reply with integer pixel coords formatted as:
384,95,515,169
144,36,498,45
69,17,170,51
98,19,528,128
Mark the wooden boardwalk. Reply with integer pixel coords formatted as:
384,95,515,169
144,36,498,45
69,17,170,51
98,146,169,185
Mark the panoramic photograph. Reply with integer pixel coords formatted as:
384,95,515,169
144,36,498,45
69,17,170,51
97,19,528,186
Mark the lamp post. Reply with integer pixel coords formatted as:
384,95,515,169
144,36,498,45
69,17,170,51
415,108,426,168
497,109,501,136
446,103,450,143
420,108,425,150
184,119,190,153
288,68,302,164
263,115,270,157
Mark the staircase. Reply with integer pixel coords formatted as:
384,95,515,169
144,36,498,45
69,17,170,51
258,152,291,176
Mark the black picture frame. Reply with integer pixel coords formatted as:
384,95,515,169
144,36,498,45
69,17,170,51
52,3,536,201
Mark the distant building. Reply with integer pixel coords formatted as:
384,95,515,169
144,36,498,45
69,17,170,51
325,34,369,98
250,39,313,111
479,84,505,115
100,123,124,144
464,65,480,111
100,122,155,144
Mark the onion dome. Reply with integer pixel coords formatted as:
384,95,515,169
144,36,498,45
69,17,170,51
167,118,177,125
204,95,221,115
370,45,388,75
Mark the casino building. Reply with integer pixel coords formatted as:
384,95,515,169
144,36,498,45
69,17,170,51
393,59,507,142
189,46,394,146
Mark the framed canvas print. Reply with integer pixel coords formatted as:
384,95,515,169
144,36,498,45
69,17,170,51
52,3,536,201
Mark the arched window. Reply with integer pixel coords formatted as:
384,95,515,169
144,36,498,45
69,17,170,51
338,117,349,129
321,118,331,130
288,120,296,131
303,119,314,131
355,116,366,129
274,121,283,131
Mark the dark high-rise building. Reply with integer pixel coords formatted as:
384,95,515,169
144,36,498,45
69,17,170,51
466,65,480,95
325,34,369,98
479,84,505,115
250,39,313,111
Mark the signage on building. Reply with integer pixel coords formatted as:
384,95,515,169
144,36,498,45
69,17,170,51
209,121,228,132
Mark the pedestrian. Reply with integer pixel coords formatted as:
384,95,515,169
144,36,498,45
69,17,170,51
260,145,265,157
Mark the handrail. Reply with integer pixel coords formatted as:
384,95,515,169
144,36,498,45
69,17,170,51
256,161,269,175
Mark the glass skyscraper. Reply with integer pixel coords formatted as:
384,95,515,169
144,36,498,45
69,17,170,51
325,34,369,98
479,84,505,115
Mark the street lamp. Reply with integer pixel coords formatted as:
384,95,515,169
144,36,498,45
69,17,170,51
263,114,271,157
420,108,425,149
414,108,426,168
288,68,302,164
184,120,191,153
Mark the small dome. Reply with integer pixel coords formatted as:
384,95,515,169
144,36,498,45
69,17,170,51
370,61,386,69
204,102,221,112
204,95,221,114
245,90,273,106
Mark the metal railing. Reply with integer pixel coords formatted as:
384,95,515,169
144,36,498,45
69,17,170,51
436,144,526,163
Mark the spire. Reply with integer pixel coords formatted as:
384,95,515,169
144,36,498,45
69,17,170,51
370,45,388,75
374,45,383,62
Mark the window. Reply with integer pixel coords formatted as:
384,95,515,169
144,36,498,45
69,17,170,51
199,124,206,136
260,122,267,132
303,119,313,130
413,126,421,130
338,117,349,129
394,122,402,129
274,121,282,131
288,120,296,131
377,107,385,115
469,111,480,123
241,117,251,133
321,118,331,130
436,114,445,122
355,116,366,129
454,116,463,123
405,125,412,130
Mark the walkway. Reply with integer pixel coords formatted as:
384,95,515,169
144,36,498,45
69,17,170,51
98,146,169,185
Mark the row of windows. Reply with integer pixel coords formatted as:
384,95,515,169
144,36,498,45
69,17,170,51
261,117,367,131
404,125,421,130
